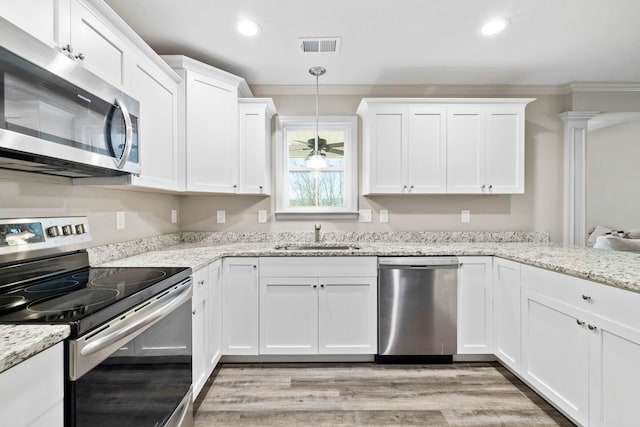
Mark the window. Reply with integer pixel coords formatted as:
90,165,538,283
275,116,357,218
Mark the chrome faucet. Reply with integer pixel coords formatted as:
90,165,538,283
314,223,321,243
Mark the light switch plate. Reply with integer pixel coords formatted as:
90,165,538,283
257,210,267,223
359,209,372,223
379,209,389,223
461,209,471,223
216,210,226,223
171,210,178,224
116,211,125,230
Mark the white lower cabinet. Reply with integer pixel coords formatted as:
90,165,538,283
222,258,260,355
521,288,589,425
492,257,521,371
259,257,378,355
208,260,223,372
191,266,209,399
520,264,640,426
457,256,493,354
0,342,64,427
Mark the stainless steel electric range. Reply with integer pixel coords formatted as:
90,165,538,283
0,217,193,427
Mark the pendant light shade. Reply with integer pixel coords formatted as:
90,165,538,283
305,66,327,170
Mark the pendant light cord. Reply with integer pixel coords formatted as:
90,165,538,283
315,71,319,154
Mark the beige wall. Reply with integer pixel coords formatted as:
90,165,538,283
0,169,180,247
180,91,566,242
587,118,640,231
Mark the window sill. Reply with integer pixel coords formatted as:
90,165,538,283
275,211,360,221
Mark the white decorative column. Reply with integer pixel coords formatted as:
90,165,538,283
559,112,599,246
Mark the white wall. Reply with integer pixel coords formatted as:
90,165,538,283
180,90,565,242
587,118,640,232
0,170,180,247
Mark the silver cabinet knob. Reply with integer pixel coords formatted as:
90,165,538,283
192,310,196,315
588,324,597,331
312,284,317,289
233,184,238,189
62,44,73,53
488,184,493,190
320,284,325,288
252,265,257,270
576,319,585,326
75,53,85,61
402,185,407,190
410,185,414,189
198,280,205,286
481,184,486,189
582,294,592,301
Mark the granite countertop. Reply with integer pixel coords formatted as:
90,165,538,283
0,324,70,373
99,240,640,294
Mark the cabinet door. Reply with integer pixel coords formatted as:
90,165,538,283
238,105,270,195
407,108,447,193
365,108,407,194
493,258,521,371
457,257,493,354
447,109,484,193
485,109,524,194
222,258,259,355
192,291,207,400
0,0,70,48
259,277,318,354
0,342,64,427
69,0,128,88
186,71,238,192
521,289,589,425
208,260,223,373
318,277,377,354
589,313,640,427
129,57,179,190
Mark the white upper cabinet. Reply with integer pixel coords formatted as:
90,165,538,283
447,105,529,194
238,99,277,195
1,0,130,89
163,56,255,193
358,103,446,194
357,98,534,195
127,56,180,190
0,0,70,49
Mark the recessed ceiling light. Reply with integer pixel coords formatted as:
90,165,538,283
236,20,259,36
481,18,509,36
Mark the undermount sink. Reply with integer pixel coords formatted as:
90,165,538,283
274,244,360,251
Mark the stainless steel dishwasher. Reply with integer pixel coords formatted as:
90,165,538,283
377,257,459,363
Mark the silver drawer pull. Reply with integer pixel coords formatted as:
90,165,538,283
582,294,592,301
588,324,597,331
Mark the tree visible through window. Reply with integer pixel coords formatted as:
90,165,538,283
276,116,357,216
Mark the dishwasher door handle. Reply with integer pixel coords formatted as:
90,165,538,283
379,264,459,270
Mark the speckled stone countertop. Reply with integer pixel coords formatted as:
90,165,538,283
99,238,640,295
0,324,70,373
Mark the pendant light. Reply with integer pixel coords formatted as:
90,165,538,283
305,66,327,170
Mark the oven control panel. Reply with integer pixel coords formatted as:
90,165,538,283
0,216,91,256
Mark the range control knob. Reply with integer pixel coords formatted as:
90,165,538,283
46,226,61,237
75,224,87,234
61,225,74,236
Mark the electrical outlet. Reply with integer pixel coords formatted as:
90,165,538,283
216,210,226,224
171,210,178,224
257,210,267,223
461,209,471,223
379,209,389,223
116,211,125,230
359,209,372,223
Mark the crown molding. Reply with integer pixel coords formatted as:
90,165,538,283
250,84,568,97
567,82,640,92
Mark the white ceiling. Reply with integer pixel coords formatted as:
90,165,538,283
104,0,640,86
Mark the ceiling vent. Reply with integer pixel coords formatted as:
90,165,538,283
298,37,341,53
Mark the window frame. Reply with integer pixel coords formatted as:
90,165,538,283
275,115,358,218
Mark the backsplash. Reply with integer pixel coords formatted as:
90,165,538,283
88,230,549,265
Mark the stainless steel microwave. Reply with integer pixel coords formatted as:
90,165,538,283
0,17,140,178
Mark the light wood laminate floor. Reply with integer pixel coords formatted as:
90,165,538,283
194,362,575,426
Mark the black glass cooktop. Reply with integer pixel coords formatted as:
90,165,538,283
0,266,190,336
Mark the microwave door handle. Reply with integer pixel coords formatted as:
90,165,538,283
113,97,133,169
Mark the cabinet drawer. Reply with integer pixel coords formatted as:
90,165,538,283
521,263,640,332
260,257,377,278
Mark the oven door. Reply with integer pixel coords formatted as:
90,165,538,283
67,279,193,427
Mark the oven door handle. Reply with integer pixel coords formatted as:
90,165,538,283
81,283,190,356
68,279,192,380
